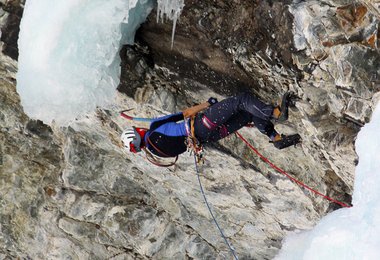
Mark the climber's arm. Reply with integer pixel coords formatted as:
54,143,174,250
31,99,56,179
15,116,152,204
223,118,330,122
183,97,218,118
183,102,211,118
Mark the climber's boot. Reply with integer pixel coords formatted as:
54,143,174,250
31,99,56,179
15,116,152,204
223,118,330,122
273,91,298,122
272,134,301,149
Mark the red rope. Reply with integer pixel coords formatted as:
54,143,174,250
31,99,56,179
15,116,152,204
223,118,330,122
235,131,351,208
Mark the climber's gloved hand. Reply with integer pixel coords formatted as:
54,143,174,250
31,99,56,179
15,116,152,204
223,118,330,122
207,97,218,106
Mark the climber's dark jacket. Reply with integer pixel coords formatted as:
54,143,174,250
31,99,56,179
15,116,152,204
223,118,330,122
145,92,277,157
145,112,188,157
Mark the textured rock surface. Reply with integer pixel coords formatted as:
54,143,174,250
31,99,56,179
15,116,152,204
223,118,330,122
1,0,379,259
0,0,24,60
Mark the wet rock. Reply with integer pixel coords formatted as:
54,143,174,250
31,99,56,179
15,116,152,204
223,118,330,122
25,119,53,140
117,42,154,98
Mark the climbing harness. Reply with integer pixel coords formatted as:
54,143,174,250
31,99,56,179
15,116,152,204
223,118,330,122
235,131,351,208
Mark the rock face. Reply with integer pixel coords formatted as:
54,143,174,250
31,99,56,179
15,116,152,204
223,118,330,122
1,0,379,259
0,0,24,60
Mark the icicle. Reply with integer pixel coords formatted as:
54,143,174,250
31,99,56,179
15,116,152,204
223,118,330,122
156,0,184,49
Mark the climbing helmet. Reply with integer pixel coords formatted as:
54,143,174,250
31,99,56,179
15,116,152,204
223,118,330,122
121,127,142,153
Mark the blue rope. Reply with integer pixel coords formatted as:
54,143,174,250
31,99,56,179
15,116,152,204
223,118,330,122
193,154,239,260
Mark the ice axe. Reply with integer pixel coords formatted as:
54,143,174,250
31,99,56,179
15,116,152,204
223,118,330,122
120,109,153,122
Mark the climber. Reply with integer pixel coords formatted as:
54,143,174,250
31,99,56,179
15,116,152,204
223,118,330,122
121,92,301,158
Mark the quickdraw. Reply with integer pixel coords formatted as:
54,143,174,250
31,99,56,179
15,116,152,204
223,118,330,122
184,116,204,163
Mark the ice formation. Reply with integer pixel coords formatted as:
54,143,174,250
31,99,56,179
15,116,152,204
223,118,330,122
276,104,380,259
16,0,153,125
156,0,185,48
